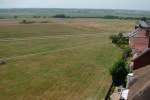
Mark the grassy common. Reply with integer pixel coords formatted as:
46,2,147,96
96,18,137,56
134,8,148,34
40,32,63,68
0,18,134,100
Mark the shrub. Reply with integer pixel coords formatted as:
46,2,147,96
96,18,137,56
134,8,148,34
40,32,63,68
14,16,18,19
33,16,40,18
22,19,26,23
54,14,66,18
122,46,132,60
0,17,5,19
109,59,128,86
20,20,36,24
110,32,129,47
109,35,120,44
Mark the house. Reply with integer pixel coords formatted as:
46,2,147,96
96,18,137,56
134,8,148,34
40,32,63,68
119,19,150,100
129,25,150,53
129,19,150,70
132,47,150,70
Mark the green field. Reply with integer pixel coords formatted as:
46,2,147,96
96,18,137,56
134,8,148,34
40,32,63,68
0,18,134,100
0,8,150,19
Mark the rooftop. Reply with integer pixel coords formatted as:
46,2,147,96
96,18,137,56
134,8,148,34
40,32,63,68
129,28,149,52
134,20,150,27
127,64,150,100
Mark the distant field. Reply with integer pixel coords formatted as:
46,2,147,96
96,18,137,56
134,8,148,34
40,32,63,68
0,8,150,18
0,18,134,99
0,18,135,38
2,12,150,18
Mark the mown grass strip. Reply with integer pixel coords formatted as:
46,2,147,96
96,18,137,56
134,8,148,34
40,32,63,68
2,41,110,60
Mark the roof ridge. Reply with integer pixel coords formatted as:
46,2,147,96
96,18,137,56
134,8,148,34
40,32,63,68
132,48,150,61
130,28,141,38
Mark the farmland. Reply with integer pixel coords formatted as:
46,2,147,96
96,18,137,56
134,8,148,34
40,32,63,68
0,18,135,100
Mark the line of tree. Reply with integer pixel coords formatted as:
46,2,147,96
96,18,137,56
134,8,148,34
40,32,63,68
67,16,150,20
109,32,131,86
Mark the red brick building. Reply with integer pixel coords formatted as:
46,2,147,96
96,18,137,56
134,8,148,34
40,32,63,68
120,19,150,100
129,19,150,70
132,48,150,70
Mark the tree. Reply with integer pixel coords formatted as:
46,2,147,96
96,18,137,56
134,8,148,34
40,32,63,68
22,19,26,23
122,46,132,60
118,32,123,37
109,35,120,44
110,33,129,47
109,59,128,86
14,16,18,19
54,14,66,18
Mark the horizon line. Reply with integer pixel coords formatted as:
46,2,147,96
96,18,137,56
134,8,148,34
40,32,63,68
0,8,150,11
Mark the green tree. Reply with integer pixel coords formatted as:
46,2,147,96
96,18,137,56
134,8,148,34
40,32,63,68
22,19,26,23
109,59,128,86
54,14,66,18
109,35,120,44
122,46,132,60
14,16,18,19
118,32,123,37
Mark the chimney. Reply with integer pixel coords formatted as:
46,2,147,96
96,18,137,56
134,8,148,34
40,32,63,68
148,35,150,48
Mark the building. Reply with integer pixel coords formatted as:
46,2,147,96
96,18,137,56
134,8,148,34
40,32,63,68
127,65,150,100
120,19,150,100
132,47,150,70
129,19,150,70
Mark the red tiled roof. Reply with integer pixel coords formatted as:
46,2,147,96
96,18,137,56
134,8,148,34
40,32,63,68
130,29,149,52
130,37,148,52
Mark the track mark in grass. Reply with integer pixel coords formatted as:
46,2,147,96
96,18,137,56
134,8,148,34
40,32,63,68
0,33,112,42
2,41,110,60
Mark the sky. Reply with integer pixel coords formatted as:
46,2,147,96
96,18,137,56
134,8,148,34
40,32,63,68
0,0,150,10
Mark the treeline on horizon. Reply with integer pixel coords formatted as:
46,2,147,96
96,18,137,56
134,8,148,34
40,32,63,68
1,14,150,20
0,8,150,20
52,14,150,20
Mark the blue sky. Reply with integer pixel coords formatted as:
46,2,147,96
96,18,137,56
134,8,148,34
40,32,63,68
0,0,150,10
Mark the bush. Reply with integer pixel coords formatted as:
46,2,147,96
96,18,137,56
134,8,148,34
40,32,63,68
22,19,26,23
109,35,120,44
102,15,119,19
110,33,129,47
33,16,40,18
122,46,132,60
54,14,66,18
20,20,36,24
0,17,5,19
14,16,18,19
118,32,123,37
109,59,128,86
